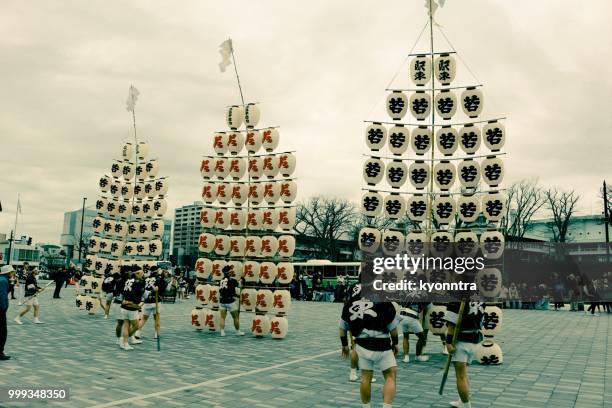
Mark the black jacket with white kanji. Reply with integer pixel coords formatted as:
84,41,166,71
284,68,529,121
445,301,484,343
340,295,399,352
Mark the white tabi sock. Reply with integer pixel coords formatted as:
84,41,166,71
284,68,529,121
383,404,392,408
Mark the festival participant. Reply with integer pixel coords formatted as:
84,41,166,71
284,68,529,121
399,303,429,363
0,265,13,360
445,301,485,408
16,263,28,303
340,283,399,408
344,283,375,383
114,266,129,345
136,266,166,339
14,268,44,325
218,265,243,337
101,269,119,319
118,266,145,350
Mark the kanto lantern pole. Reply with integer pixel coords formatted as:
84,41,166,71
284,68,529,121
230,44,246,106
426,0,437,238
78,197,87,265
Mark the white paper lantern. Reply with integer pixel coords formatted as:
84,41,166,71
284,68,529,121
482,306,503,336
116,200,132,219
229,235,246,257
245,130,262,154
247,209,263,231
99,175,112,193
204,309,220,331
405,231,428,257
213,235,230,256
195,258,212,280
133,182,146,200
101,219,114,236
138,221,151,238
213,132,229,155
228,157,246,180
150,219,163,238
245,183,262,205
94,197,108,215
106,200,120,217
251,314,271,337
262,154,279,178
383,194,406,220
454,231,479,258
434,54,456,85
433,195,456,224
141,200,154,218
94,256,108,273
241,288,257,311
482,192,506,223
127,222,140,239
135,240,150,256
476,340,503,365
149,239,162,257
227,260,244,279
92,217,105,234
195,284,208,305
277,207,296,231
84,254,97,271
120,182,134,200
243,261,260,283
213,158,230,180
259,262,278,284
436,126,459,156
480,230,505,259
278,235,296,258
228,208,247,230
262,182,281,204
216,183,231,205
226,131,245,155
361,191,383,217
212,208,229,229
109,179,121,198
386,161,408,189
406,195,429,223
256,289,274,313
261,208,279,231
88,236,101,253
198,232,215,253
365,123,387,151
245,236,262,257
363,158,384,186
260,236,279,258
122,142,134,160
244,103,260,127
388,125,409,155
277,263,294,284
136,142,149,160
435,90,457,120
411,126,432,155
146,159,159,178
459,124,481,155
358,227,381,253
481,157,504,186
408,162,430,189
191,307,205,330
85,296,99,315
131,201,143,219
248,156,264,180
226,105,244,130
211,260,226,282
279,181,297,203
409,55,431,86
434,161,456,191
231,183,248,206
121,162,135,181
483,121,505,151
270,316,289,339
426,304,447,335
200,158,214,180
272,290,291,314
277,153,296,177
457,160,480,189
152,198,167,217
382,230,405,256
461,87,484,118
135,163,147,181
110,240,125,258
431,232,454,258
386,91,408,120
457,195,481,223
261,128,279,152
409,91,432,121
201,182,217,204
145,180,159,199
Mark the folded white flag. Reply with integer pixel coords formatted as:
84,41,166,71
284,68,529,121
219,39,233,72
126,85,140,113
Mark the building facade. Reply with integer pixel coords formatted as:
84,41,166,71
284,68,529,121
524,214,609,243
0,237,40,266
172,201,204,267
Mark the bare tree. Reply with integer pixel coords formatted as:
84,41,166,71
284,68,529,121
544,188,579,242
502,179,545,239
294,196,357,261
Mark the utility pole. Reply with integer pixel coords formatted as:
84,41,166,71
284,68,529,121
6,230,14,265
78,197,87,265
604,181,610,262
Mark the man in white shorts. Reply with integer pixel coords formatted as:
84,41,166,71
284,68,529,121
136,266,166,339
14,268,43,325
118,266,145,350
399,303,429,363
218,266,243,337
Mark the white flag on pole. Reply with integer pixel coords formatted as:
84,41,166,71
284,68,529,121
219,39,233,73
126,85,140,113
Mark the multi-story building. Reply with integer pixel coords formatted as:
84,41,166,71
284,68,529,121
524,214,609,243
172,201,205,267
0,236,40,266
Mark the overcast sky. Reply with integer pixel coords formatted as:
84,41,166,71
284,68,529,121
1,0,611,244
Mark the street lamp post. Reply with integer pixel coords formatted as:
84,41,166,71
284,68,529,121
78,197,87,266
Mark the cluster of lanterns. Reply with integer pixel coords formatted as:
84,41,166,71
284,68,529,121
192,103,296,339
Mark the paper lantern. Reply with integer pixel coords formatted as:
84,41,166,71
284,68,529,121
84,254,97,272
116,201,132,219
386,91,408,120
386,161,408,189
411,126,432,155
457,159,480,189
226,105,244,130
278,235,296,258
121,162,135,180
231,183,248,206
457,195,481,223
198,233,215,253
277,263,294,284
405,231,428,257
480,230,505,260
94,257,107,273
408,161,430,189
212,158,229,180
204,309,220,331
363,158,384,186
108,259,121,274
279,181,297,204
247,183,264,205
259,262,278,284
251,314,271,337
136,142,149,160
358,227,381,253
365,123,387,151
213,235,230,256
383,194,406,220
101,219,114,236
481,157,504,186
405,195,428,223
145,159,159,178
262,182,281,204
262,155,279,178
109,179,121,198
247,157,264,180
200,158,214,180
215,184,231,205
409,55,431,86
109,200,122,217
191,307,206,329
227,260,244,279
435,90,457,120
195,258,212,280
80,275,92,291
277,153,296,177
122,142,134,160
212,208,229,229
123,242,136,257
243,261,260,283
245,236,262,257
94,197,108,215
277,207,296,231
229,157,246,180
454,231,479,257
138,221,151,238
459,124,481,155
461,87,484,118
213,132,229,155
85,296,99,315
245,130,262,154
409,91,432,121
127,221,139,239
150,219,163,238
482,306,503,336
270,316,289,339
261,208,279,230
110,240,125,258
92,217,104,234
388,125,409,155
361,191,383,217
434,54,456,85
476,340,503,365
430,232,453,258
256,289,273,313
99,175,112,193
141,200,154,218
75,294,86,310
241,288,257,311
211,260,226,282
261,128,279,152
228,208,247,230
201,182,217,204
426,304,447,335
272,290,291,314
434,161,456,191
145,181,159,199
482,191,506,222
244,103,260,127
133,182,146,200
483,121,506,152
135,240,150,256
382,230,405,256
436,129,459,159
149,239,162,257
135,163,147,181
195,284,208,306
88,236,101,254
247,209,263,231
152,198,167,217
474,267,500,297
260,236,279,258
433,195,455,224
226,131,245,155
120,182,134,200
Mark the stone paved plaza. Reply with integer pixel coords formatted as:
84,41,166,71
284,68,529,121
0,286,610,408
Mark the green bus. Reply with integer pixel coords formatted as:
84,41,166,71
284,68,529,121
293,260,360,288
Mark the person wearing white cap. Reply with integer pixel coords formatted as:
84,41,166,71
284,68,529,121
0,265,14,360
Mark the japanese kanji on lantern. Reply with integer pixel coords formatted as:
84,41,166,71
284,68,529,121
80,85,169,316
